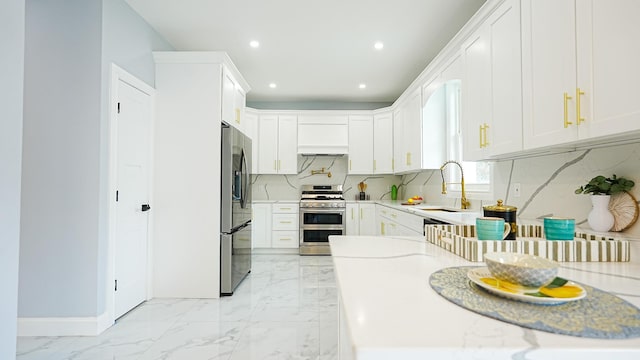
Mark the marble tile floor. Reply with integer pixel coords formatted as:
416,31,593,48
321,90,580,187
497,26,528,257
17,255,339,360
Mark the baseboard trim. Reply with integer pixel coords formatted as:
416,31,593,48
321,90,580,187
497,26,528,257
18,312,113,337
252,248,299,255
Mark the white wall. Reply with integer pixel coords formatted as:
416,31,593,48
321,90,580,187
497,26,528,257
252,155,401,201
97,0,173,313
20,0,172,326
404,143,640,239
21,0,103,318
0,1,25,357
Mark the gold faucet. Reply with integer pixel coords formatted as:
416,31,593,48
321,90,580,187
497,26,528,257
440,160,470,210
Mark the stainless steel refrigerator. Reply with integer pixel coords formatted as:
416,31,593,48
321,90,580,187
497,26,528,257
220,122,252,295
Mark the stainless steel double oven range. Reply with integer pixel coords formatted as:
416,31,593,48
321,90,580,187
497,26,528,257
299,185,346,255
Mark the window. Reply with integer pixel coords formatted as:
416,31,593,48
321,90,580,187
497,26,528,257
443,80,493,199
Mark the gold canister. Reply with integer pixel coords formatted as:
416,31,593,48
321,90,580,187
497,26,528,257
483,199,517,240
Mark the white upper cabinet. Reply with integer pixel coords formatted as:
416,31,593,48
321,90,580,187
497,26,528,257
522,0,640,149
393,88,423,174
421,74,447,169
244,109,259,174
373,111,394,174
462,0,522,161
257,115,297,174
221,67,247,133
348,115,374,174
402,88,423,172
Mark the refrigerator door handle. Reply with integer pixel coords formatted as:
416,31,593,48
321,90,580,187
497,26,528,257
240,149,248,208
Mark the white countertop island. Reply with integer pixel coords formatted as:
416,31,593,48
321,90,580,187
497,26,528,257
330,235,640,360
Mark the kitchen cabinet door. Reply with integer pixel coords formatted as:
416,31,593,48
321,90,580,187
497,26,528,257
576,0,640,139
258,115,278,174
463,0,522,160
221,69,236,126
393,108,404,173
522,0,578,149
245,110,259,174
373,112,394,174
252,203,272,248
277,115,298,174
358,203,377,236
348,115,374,174
234,85,246,130
345,203,359,235
402,88,422,172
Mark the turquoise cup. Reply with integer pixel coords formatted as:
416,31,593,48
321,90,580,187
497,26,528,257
544,217,575,240
476,217,510,240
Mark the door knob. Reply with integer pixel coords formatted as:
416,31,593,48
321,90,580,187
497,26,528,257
141,204,151,212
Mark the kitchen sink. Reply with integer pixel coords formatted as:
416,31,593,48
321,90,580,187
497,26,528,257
418,208,460,213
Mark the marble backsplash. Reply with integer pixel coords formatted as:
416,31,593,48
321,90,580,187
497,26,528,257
251,155,402,201
402,142,640,238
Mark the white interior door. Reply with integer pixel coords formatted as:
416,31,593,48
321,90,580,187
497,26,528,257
114,79,152,319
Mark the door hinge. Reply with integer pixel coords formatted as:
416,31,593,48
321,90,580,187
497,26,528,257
115,279,118,291
117,102,121,114
116,190,119,202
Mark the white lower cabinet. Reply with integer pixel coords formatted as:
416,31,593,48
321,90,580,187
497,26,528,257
345,203,376,236
271,203,299,249
376,205,424,237
252,203,272,248
252,202,299,250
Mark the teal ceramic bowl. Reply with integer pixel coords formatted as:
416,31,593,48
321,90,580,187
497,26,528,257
544,217,576,240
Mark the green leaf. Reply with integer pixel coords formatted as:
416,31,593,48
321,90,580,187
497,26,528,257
545,277,568,288
525,291,551,297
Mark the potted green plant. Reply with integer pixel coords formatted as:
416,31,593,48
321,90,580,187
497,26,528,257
575,175,635,232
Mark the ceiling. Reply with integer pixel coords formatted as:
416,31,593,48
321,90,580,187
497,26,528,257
126,0,487,108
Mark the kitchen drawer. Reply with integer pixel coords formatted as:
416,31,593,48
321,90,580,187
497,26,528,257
272,230,299,248
273,203,299,214
272,213,298,230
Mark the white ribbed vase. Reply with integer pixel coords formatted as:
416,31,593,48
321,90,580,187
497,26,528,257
587,194,615,232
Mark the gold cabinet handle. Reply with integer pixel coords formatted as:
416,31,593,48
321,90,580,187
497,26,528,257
479,125,484,148
373,159,377,171
360,208,363,219
278,160,281,171
391,158,394,171
576,87,585,125
391,213,397,218
483,123,489,147
235,108,241,123
349,160,352,171
274,160,277,171
564,92,573,128
381,222,385,235
351,208,355,220
406,152,411,166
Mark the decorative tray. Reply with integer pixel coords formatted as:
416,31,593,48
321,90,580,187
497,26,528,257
425,224,631,262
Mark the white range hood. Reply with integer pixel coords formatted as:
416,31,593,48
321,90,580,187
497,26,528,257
297,115,349,155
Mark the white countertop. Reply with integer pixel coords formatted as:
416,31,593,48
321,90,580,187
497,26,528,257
330,235,640,359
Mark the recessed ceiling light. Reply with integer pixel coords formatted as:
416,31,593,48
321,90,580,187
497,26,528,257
249,40,260,48
359,84,367,89
269,83,277,89
374,42,384,50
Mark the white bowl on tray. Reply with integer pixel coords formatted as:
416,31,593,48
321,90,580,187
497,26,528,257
483,252,559,288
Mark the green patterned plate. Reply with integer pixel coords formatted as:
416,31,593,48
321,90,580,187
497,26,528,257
468,267,586,305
